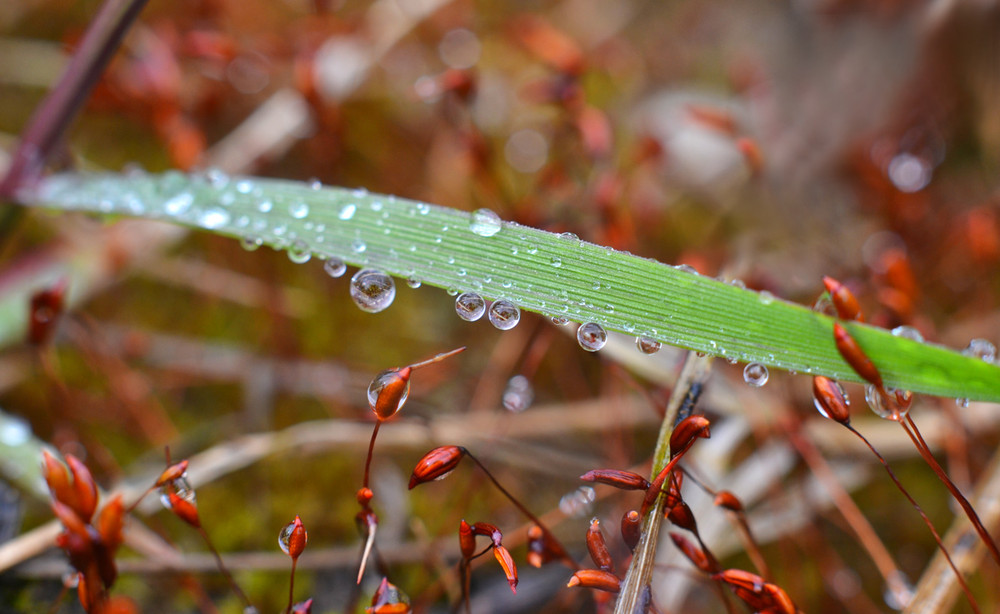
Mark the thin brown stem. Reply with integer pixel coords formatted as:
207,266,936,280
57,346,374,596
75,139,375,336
284,558,297,614
900,415,1000,568
363,420,382,490
197,526,252,610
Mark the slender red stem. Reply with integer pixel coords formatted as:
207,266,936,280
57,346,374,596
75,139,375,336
847,424,980,613
285,558,297,614
197,526,252,609
363,420,382,490
900,415,1000,568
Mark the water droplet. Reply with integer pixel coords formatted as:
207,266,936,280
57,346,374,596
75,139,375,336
163,192,193,216
551,316,569,326
558,232,579,241
891,326,924,343
676,264,699,275
351,239,367,254
446,287,459,296
455,293,486,321
577,322,607,352
882,571,914,610
287,240,311,263
865,384,911,420
324,257,346,278
416,203,430,215
726,356,738,365
241,236,262,251
963,339,996,363
559,486,595,517
339,204,357,220
759,290,774,305
470,208,502,237
406,277,421,289
205,167,229,188
309,178,322,190
289,201,309,219
956,397,970,408
729,279,746,289
0,416,30,446
743,363,769,387
814,380,849,420
278,519,305,555
489,300,520,330
636,336,661,354
159,475,195,510
502,375,534,412
236,180,254,194
550,257,562,268
367,369,409,416
198,208,231,229
350,269,396,313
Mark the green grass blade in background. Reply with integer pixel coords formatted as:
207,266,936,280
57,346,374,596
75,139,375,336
23,171,1000,402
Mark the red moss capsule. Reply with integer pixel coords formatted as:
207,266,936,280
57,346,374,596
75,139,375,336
579,469,650,491
166,491,200,528
493,545,518,594
459,520,477,559
813,376,851,425
670,532,718,574
154,460,189,488
664,472,684,512
621,510,641,552
586,518,613,572
832,323,883,389
713,491,743,513
667,501,698,534
736,137,763,175
28,280,67,346
291,598,314,614
823,276,863,322
95,495,125,552
566,569,621,593
714,569,797,614
669,416,711,458
65,455,98,523
471,522,503,548
279,516,308,560
368,367,412,420
42,451,75,510
367,577,411,614
408,446,466,489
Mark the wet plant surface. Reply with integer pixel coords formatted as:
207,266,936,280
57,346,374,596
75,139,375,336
2,1,1000,613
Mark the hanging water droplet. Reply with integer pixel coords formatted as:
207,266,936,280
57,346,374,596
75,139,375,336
455,292,486,321
406,277,421,289
891,326,924,342
726,356,738,365
813,380,849,420
962,338,996,362
865,385,911,421
367,369,409,417
324,257,346,278
558,485,596,517
159,475,195,510
550,256,562,268
198,208,231,229
956,397,970,408
470,208,502,237
278,519,305,555
636,336,661,354
350,269,396,313
502,375,534,412
577,322,607,352
339,204,357,220
489,300,520,330
287,240,311,263
309,178,322,190
351,239,367,254
551,316,569,326
729,279,746,289
743,363,769,387
289,201,309,219
241,236,263,251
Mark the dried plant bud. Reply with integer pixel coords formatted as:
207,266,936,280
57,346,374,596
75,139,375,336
669,416,711,458
28,279,67,345
154,461,189,488
279,516,308,560
822,276,863,322
471,522,503,548
579,469,650,491
586,518,614,572
492,544,518,594
408,446,466,489
667,501,698,534
713,490,743,513
95,495,125,552
714,569,797,614
621,510,641,552
459,520,477,559
368,367,412,420
52,500,90,541
664,472,684,512
42,450,75,510
367,577,411,614
566,569,621,593
166,491,200,528
670,533,718,574
832,323,883,389
65,455,98,523
291,598,314,614
813,376,851,425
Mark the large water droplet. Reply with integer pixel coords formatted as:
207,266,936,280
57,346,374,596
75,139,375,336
743,363,769,387
324,257,346,278
636,336,661,354
502,375,534,412
159,475,196,510
278,519,305,555
350,269,395,313
963,338,996,362
891,326,924,343
489,300,520,330
577,322,607,352
367,369,409,417
559,486,595,517
289,201,309,219
287,240,311,264
470,208,502,237
865,385,911,421
455,292,486,321
813,380,849,420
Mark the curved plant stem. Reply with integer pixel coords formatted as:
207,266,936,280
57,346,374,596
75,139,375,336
613,352,713,614
22,171,1000,402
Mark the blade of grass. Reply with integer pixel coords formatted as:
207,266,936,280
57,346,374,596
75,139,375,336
20,170,1000,402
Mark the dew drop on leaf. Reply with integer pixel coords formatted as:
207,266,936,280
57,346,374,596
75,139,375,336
406,277,422,289
550,257,562,268
865,385,910,420
339,204,357,220
502,375,534,412
743,363,769,387
489,300,520,330
470,208,502,237
241,236,262,251
198,207,230,229
551,316,569,326
963,338,996,362
577,322,607,352
287,240,311,263
891,326,924,342
324,257,346,278
289,201,309,219
455,292,486,321
350,269,396,313
636,336,661,354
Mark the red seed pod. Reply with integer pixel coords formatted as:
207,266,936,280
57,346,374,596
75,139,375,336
154,460,189,488
42,450,75,510
813,376,851,425
95,495,125,552
367,577,411,614
832,323,883,389
713,569,797,614
28,278,67,345
823,276,863,322
368,367,412,420
621,510,641,552
471,522,503,548
713,490,743,513
664,472,684,512
166,491,200,528
566,569,621,593
493,544,519,594
586,518,614,573
291,598,314,614
356,487,374,507
408,446,466,489
667,501,698,533
52,500,90,541
65,455,98,523
579,469,650,491
279,516,308,560
459,520,476,559
670,532,718,574
669,415,711,458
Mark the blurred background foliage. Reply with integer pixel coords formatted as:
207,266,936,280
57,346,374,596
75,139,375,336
1,0,1000,612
